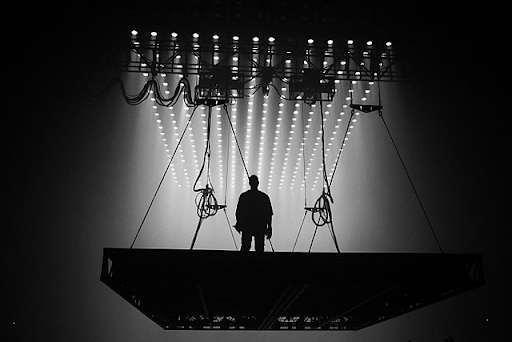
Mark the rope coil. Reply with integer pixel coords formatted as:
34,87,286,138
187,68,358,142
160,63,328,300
311,190,333,227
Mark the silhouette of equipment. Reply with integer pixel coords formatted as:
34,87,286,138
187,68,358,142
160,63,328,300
101,248,484,330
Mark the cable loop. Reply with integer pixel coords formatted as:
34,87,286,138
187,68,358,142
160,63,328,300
195,185,219,219
311,189,333,227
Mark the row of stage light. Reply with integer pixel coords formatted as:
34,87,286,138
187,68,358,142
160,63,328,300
131,30,392,48
127,30,397,93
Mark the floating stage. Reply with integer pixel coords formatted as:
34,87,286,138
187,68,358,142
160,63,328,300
100,248,484,330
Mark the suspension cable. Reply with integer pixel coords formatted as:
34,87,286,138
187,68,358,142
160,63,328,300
223,104,250,178
193,105,221,220
329,109,355,187
292,104,309,252
379,111,444,254
130,105,199,248
311,100,334,227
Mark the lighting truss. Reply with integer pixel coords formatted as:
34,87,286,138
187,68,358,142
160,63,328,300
101,248,484,331
123,34,399,100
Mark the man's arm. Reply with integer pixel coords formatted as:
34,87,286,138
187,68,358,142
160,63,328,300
266,196,273,239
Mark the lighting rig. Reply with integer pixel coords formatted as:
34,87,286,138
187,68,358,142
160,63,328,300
100,31,484,332
121,31,399,251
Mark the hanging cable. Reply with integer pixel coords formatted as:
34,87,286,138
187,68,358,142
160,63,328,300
130,105,199,248
223,104,250,178
379,110,444,254
329,108,356,187
292,105,309,252
310,100,334,227
95,76,195,107
193,105,222,220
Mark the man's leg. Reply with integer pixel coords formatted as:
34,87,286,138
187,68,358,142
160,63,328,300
254,233,265,252
241,231,252,251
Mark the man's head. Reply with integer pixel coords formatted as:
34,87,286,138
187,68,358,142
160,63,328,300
249,175,259,190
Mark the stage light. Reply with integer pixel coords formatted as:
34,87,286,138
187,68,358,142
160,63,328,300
131,30,138,36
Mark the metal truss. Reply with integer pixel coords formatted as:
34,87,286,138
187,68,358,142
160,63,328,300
119,37,400,99
101,249,484,331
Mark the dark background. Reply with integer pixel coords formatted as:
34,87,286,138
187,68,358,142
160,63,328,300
6,2,506,341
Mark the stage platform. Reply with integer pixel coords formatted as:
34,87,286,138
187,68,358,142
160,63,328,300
100,248,484,330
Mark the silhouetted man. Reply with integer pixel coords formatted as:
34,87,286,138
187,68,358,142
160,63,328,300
235,175,273,252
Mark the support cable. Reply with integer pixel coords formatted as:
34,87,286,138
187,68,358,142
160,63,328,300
374,80,443,253
222,106,239,250
223,104,250,178
379,111,444,254
130,105,199,248
329,109,356,187
193,105,221,220
306,100,341,253
310,100,334,228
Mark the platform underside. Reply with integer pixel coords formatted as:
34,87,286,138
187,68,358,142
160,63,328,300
100,248,483,330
